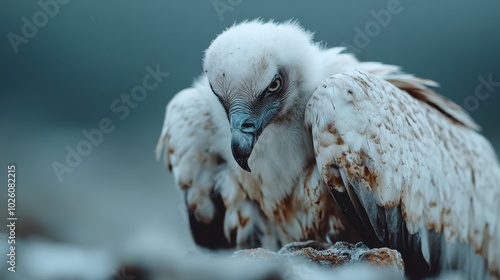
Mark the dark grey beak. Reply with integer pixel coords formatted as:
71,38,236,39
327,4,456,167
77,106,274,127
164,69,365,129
231,130,254,172
230,112,259,172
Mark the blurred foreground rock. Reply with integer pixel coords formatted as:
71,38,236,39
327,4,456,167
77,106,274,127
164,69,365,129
236,241,404,272
153,240,405,280
232,240,404,280
1,236,406,280
147,241,405,280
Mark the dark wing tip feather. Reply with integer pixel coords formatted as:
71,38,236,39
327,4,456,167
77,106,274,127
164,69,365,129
187,191,234,250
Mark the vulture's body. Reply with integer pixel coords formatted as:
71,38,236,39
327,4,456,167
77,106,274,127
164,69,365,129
157,20,500,278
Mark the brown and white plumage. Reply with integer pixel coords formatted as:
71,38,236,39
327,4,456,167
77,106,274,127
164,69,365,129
157,20,500,278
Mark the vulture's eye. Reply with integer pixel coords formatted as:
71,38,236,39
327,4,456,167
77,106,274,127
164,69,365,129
267,76,283,93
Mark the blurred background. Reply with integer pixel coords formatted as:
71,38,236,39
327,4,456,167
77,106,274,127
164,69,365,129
0,1,499,279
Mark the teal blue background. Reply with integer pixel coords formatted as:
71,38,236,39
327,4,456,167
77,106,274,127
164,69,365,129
0,0,499,255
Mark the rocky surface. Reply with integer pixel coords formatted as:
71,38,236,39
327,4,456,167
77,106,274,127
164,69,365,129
280,240,403,270
233,240,405,280
1,236,407,280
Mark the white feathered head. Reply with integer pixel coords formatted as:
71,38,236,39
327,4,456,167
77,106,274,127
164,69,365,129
203,20,320,171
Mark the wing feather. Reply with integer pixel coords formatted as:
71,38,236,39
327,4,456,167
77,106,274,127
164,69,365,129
156,77,277,250
156,85,233,249
320,49,480,131
305,70,500,278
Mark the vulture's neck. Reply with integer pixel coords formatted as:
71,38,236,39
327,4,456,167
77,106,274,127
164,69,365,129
246,52,329,208
247,89,315,209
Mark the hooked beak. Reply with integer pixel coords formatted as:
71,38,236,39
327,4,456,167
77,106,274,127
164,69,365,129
230,112,261,172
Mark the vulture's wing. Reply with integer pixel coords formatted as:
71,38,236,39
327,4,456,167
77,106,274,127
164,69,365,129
321,47,481,131
156,84,231,249
305,70,500,278
156,77,273,250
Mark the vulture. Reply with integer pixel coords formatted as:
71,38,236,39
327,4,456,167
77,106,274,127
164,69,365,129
156,20,500,279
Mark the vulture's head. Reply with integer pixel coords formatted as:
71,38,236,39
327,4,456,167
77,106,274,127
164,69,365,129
203,20,320,172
